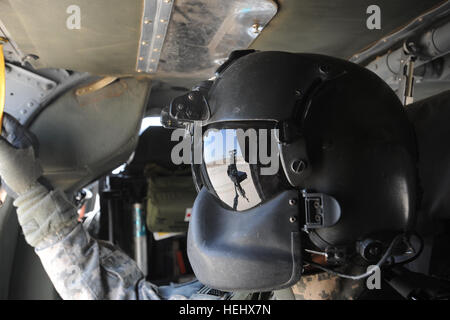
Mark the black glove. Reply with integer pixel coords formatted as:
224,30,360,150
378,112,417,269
0,113,43,197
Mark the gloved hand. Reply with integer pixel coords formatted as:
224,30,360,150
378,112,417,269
0,113,77,248
0,113,43,197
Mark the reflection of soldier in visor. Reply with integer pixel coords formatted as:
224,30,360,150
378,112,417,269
226,149,249,210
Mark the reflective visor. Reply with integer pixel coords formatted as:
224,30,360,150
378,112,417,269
200,123,289,211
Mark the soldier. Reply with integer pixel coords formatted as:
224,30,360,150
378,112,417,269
0,51,427,299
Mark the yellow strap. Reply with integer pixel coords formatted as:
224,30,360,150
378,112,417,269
0,38,6,134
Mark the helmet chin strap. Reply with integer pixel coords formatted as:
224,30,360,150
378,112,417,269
303,233,420,280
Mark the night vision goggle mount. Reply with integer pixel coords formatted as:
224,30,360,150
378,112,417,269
161,81,212,129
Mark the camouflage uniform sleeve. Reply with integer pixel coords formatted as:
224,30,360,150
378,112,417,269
13,185,162,300
35,224,162,300
291,269,366,300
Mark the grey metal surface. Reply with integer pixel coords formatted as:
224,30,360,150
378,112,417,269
363,9,450,85
350,1,450,65
136,0,174,74
3,62,91,126
0,17,24,64
4,63,56,123
360,6,450,101
0,0,143,75
1,0,445,94
157,0,277,79
251,0,444,60
0,0,276,82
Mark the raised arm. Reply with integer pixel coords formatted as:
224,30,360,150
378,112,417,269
0,113,161,300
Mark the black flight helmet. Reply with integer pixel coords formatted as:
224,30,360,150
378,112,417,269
162,51,418,291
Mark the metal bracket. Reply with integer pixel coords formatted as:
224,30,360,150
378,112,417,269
160,105,185,129
397,43,417,106
75,76,117,96
169,90,210,122
302,190,341,230
136,0,174,73
0,19,24,64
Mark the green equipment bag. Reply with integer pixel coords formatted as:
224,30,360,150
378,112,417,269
145,164,197,232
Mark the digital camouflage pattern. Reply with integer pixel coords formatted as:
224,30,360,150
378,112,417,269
14,184,204,300
36,224,162,299
292,270,366,300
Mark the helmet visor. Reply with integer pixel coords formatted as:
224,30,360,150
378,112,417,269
200,123,288,211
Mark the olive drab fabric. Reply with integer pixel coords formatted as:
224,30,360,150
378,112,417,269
145,164,197,232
